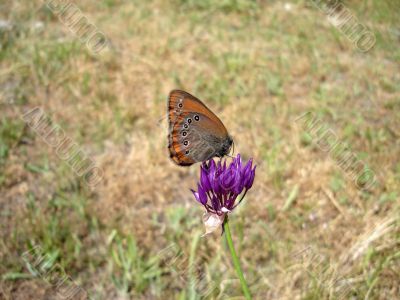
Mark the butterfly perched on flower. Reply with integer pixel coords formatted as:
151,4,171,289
167,90,233,166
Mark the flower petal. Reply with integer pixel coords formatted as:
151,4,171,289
245,166,256,189
236,154,242,170
191,189,200,203
242,158,253,177
200,167,211,192
211,194,220,211
198,184,208,205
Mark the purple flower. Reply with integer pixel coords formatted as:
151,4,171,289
191,154,256,217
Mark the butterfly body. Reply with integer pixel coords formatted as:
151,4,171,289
168,90,233,166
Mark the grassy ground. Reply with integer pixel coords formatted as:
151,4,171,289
0,0,399,299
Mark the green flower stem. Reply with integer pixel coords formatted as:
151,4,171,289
223,216,252,300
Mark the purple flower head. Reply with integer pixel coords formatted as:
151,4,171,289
192,154,256,216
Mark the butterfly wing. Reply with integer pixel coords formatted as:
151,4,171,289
168,90,231,166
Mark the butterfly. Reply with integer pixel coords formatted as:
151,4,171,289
168,90,233,166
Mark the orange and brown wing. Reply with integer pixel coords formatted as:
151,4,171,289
168,113,196,166
167,90,229,166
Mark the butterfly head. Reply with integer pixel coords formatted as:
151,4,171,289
217,136,234,158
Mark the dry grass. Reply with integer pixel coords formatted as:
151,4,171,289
0,0,399,299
